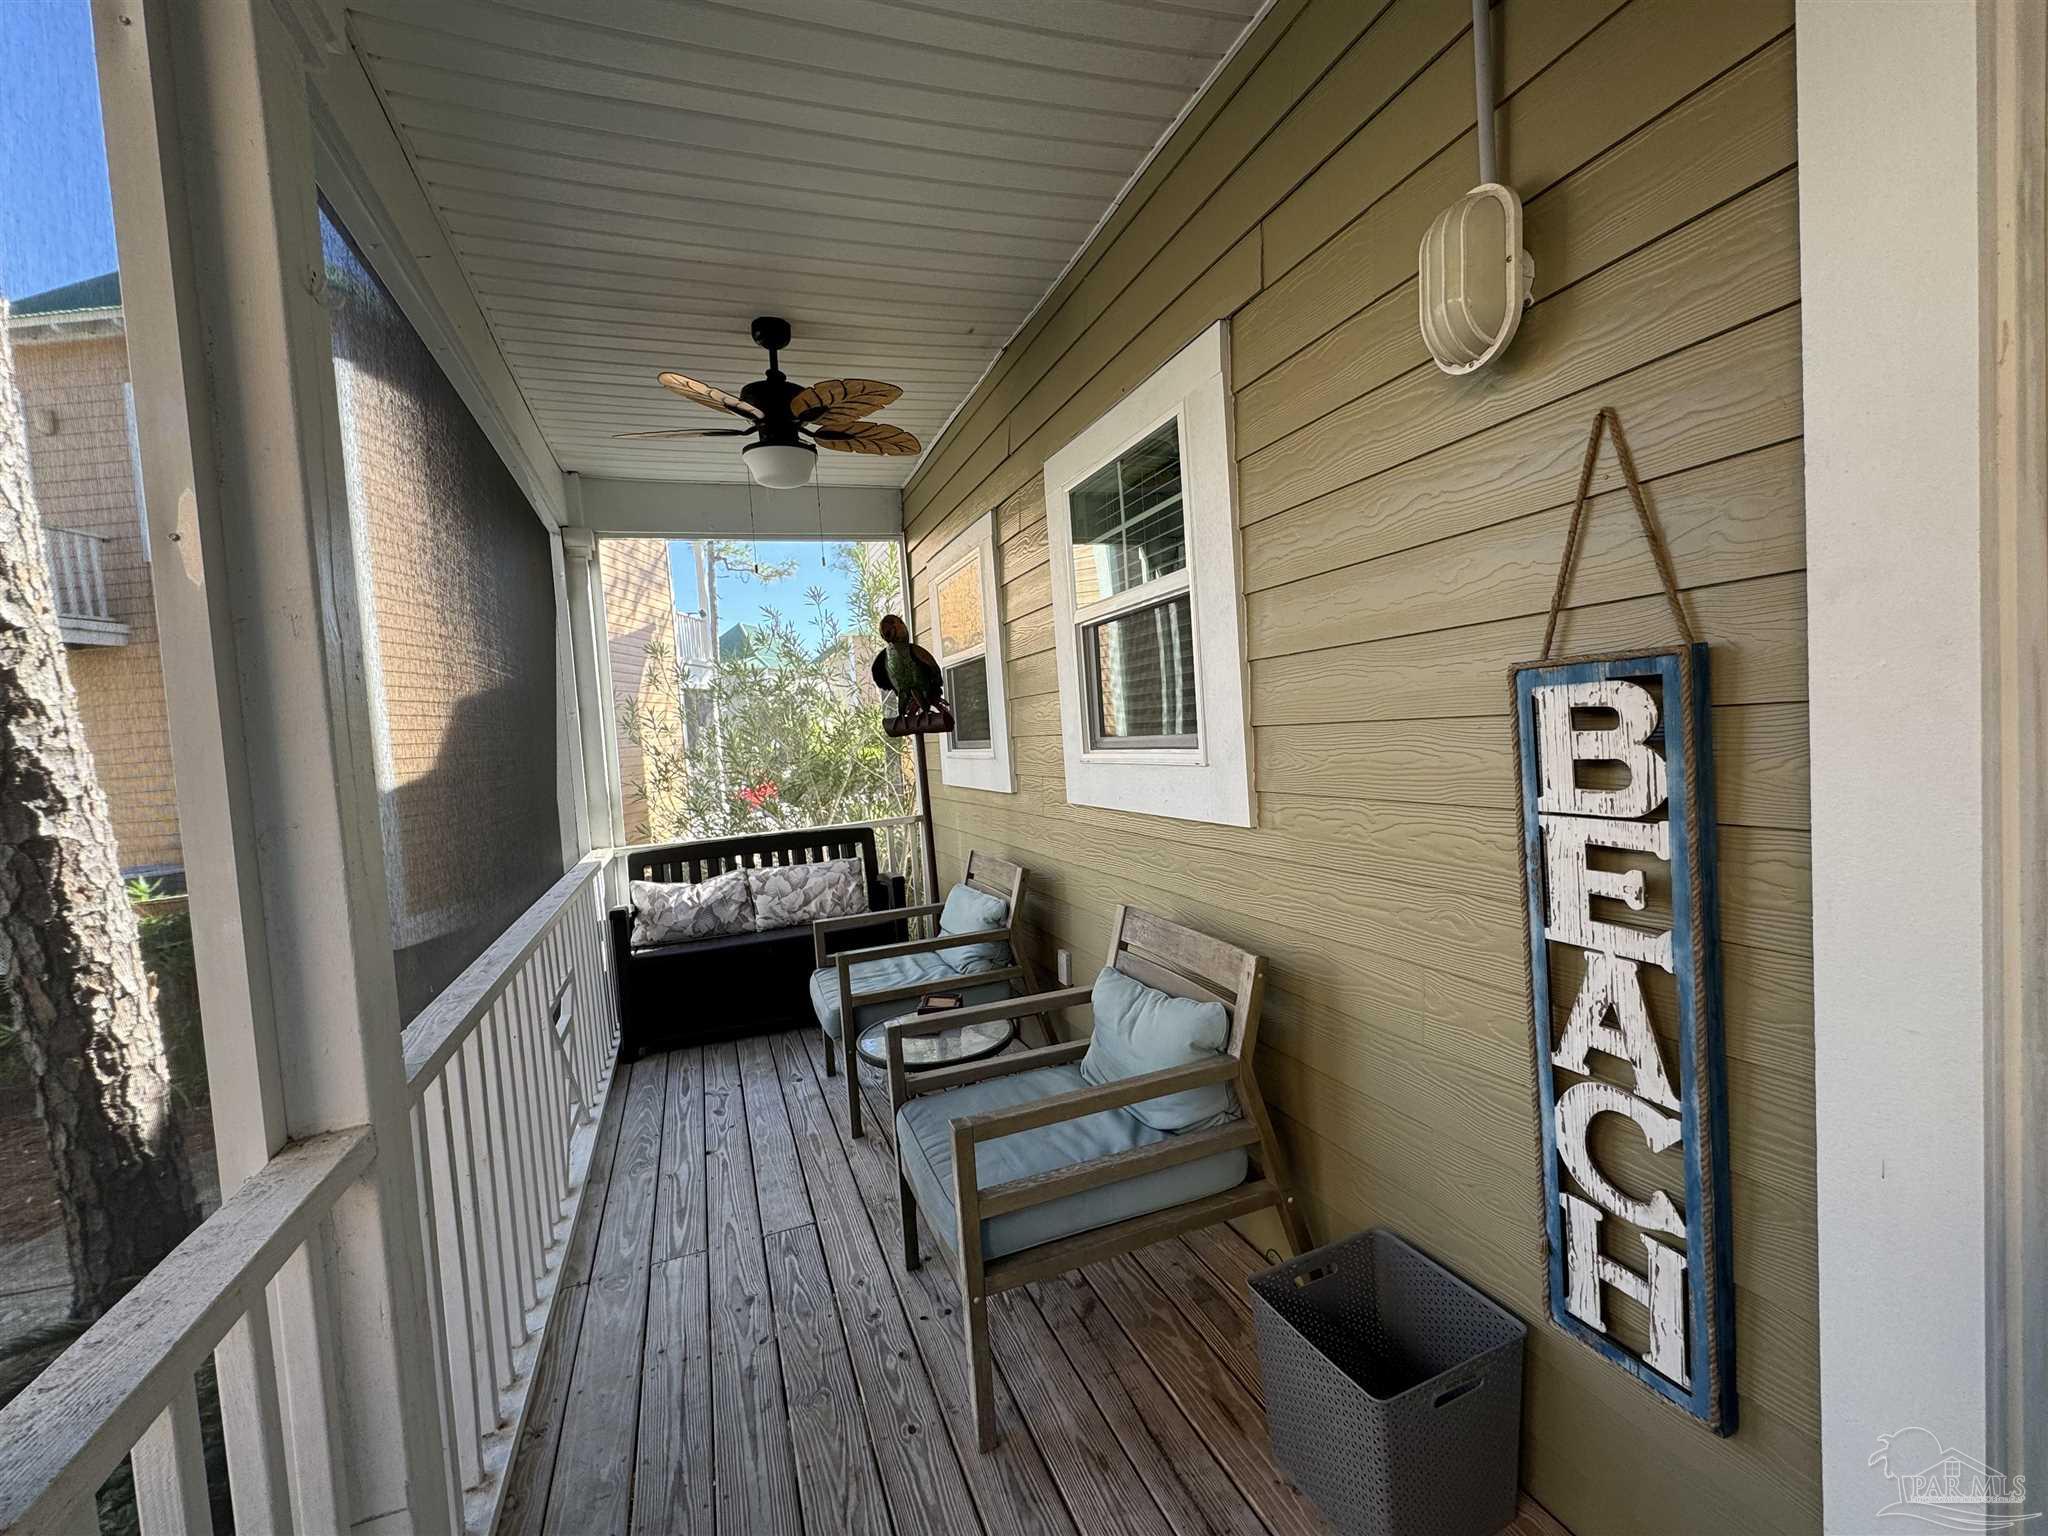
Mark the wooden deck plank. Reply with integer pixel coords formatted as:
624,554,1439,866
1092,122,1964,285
765,1224,895,1536
790,1028,1081,1536
766,1031,987,1536
1179,1225,1270,1309
497,1278,593,1536
502,1053,631,1536
705,1041,803,1535
1129,1240,1267,1405
986,1285,1178,1536
632,1253,712,1536
1029,1273,1270,1536
739,1034,815,1236
555,1053,632,1292
592,1057,665,1281
1083,1254,1331,1536
653,1046,707,1262
545,1267,649,1536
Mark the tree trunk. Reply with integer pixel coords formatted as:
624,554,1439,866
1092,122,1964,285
0,318,200,1322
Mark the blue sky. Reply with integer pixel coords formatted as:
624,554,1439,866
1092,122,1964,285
0,2,117,302
669,539,877,637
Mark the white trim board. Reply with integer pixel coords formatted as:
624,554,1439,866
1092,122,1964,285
929,509,1015,796
1798,3,2048,1523
1042,321,1253,828
567,475,902,539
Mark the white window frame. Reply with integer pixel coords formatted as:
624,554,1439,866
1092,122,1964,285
930,509,1014,794
1044,321,1253,827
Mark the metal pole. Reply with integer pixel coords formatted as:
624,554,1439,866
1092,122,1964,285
1473,0,1497,186
914,730,938,907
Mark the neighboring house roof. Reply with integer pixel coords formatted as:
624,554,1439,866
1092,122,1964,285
11,271,122,315
6,271,124,340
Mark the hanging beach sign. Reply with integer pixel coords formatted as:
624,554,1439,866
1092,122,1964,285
1511,409,1736,1434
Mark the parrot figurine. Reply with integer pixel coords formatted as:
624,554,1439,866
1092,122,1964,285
872,613,944,720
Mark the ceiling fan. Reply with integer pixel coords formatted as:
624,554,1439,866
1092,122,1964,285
613,316,921,489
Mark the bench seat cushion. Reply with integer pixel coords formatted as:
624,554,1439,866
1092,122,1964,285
895,1063,1249,1260
806,954,1011,1040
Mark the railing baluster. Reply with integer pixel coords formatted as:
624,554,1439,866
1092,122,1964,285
478,1021,531,1345
410,1101,469,1521
435,1072,490,1459
87,535,107,618
520,954,566,1221
487,1001,539,1323
503,982,547,1291
452,1042,510,1402
131,1376,210,1536
214,1299,294,1536
269,1245,348,1533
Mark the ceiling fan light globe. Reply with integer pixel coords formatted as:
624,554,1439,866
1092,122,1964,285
743,440,818,490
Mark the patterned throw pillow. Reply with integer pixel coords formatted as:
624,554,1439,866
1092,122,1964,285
747,857,869,932
630,869,754,947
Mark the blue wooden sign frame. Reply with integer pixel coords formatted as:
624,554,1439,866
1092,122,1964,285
1511,643,1736,1434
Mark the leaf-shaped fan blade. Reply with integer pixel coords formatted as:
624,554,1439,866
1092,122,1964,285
811,420,922,456
791,378,901,426
611,426,755,440
657,371,762,419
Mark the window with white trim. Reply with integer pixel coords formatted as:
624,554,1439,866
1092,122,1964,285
930,509,1014,793
1045,322,1253,826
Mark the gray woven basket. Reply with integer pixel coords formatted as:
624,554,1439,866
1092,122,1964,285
1249,1228,1526,1536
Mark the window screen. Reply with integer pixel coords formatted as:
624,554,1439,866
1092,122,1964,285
1067,418,1186,607
936,559,985,655
321,201,563,1021
1086,594,1198,748
947,657,992,749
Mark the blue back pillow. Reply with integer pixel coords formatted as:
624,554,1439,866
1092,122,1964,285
1079,965,1239,1132
936,882,1011,973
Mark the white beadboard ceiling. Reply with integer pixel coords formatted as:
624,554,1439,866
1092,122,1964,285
342,0,1266,487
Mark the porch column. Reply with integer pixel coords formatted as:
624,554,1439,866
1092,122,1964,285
561,523,626,857
1799,2,2048,1525
96,0,453,1528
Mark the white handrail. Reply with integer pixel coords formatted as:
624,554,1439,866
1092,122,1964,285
0,1129,372,1534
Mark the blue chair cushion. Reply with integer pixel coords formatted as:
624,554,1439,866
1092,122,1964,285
895,1063,1249,1260
1078,965,1238,1132
935,883,1011,974
806,952,1009,1040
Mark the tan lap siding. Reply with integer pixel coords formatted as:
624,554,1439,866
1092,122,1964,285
905,1,1813,1531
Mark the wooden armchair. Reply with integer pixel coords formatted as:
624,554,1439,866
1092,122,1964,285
808,851,1041,1139
886,904,1310,1451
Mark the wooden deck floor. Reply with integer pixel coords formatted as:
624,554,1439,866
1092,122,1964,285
498,1027,1565,1536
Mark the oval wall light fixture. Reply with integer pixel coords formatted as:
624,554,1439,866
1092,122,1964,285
1418,0,1534,375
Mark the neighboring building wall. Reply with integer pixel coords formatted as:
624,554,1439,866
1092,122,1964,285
600,537,679,844
16,332,181,874
904,3,1812,1532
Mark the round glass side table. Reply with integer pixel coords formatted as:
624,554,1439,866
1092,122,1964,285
855,1011,1017,1073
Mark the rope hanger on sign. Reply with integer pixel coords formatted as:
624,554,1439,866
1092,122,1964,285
1538,407,1696,660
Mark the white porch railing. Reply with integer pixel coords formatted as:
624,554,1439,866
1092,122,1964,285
865,812,932,908
0,850,621,1536
44,527,113,622
44,527,129,647
402,854,620,1534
